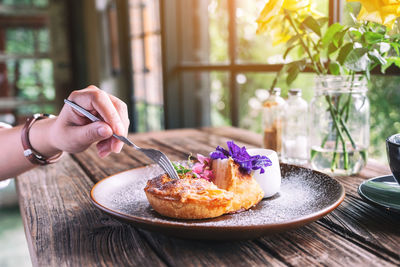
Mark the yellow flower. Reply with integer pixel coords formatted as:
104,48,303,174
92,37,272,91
256,0,322,45
348,0,400,28
256,0,284,34
282,0,311,11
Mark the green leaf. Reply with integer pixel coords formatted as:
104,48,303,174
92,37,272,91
337,43,354,65
283,45,296,59
391,42,400,56
313,53,320,63
328,43,339,55
297,59,307,71
329,61,341,75
287,59,307,85
332,29,347,48
344,48,371,72
349,29,362,39
322,23,344,47
301,16,321,36
297,45,305,58
287,34,300,47
364,32,383,44
286,67,300,85
384,57,400,69
172,162,192,176
394,58,400,68
317,17,329,26
381,58,394,73
368,49,387,65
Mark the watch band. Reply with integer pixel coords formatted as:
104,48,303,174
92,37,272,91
21,113,63,165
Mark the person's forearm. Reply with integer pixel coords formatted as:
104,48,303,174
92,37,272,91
0,117,60,180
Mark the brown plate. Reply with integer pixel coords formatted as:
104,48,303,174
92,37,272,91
90,163,345,240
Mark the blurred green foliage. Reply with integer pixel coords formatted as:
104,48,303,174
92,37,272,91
0,0,47,7
368,76,400,161
208,0,400,162
4,25,55,116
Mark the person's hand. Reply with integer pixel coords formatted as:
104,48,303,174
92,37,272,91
50,86,130,157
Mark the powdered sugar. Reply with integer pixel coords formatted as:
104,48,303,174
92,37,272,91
92,164,342,227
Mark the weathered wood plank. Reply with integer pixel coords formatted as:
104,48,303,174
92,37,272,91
257,222,396,266
156,128,400,262
200,126,263,147
320,196,400,263
16,154,166,267
72,137,291,266
137,229,287,267
17,127,400,266
112,130,399,266
197,127,400,263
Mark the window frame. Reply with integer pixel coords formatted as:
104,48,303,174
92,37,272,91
0,1,72,123
160,0,399,129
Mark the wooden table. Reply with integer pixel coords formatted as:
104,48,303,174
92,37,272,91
16,127,400,266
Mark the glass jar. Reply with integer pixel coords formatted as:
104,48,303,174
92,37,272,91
310,75,369,176
262,88,286,156
282,89,309,165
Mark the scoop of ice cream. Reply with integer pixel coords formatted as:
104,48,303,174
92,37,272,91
247,148,281,198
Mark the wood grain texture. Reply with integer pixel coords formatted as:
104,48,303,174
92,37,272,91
71,135,290,266
204,127,400,264
16,127,400,266
77,128,399,266
16,154,166,267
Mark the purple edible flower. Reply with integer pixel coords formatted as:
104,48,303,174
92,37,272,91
210,141,272,174
209,145,230,159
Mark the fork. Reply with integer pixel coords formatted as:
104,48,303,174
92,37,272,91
64,99,179,179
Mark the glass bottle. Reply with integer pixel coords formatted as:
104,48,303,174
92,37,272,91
310,75,369,175
281,89,309,165
262,88,286,156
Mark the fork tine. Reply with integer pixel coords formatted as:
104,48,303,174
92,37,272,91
163,159,179,179
63,99,180,178
157,156,175,177
159,157,176,177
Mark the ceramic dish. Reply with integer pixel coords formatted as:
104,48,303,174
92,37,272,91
358,175,400,213
91,163,345,240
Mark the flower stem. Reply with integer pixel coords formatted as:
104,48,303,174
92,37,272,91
331,133,340,171
285,10,323,74
270,66,284,92
326,95,349,170
330,95,341,171
331,103,357,150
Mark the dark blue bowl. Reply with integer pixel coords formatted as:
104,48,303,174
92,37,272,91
386,133,400,185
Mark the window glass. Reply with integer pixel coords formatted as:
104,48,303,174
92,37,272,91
135,101,164,132
208,0,229,63
0,0,48,7
0,3,54,123
369,75,400,161
179,0,229,64
5,29,35,54
7,59,54,100
130,0,163,132
37,28,49,53
237,72,315,133
341,0,361,25
210,72,230,126
235,0,329,64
